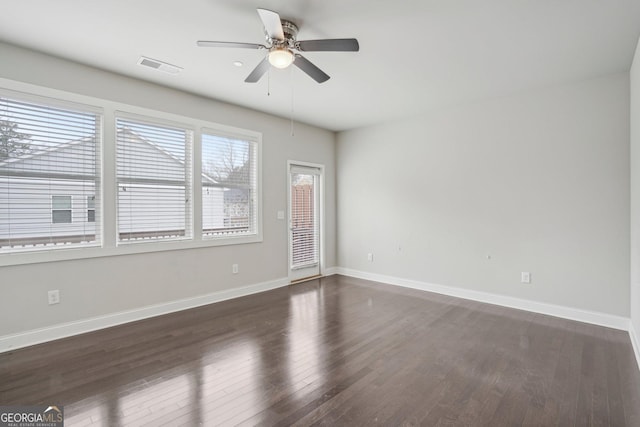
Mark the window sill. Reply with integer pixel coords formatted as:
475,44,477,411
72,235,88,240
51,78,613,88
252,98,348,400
0,234,263,267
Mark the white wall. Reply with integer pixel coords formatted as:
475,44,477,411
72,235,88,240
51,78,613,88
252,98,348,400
0,42,336,337
631,38,640,346
337,73,630,316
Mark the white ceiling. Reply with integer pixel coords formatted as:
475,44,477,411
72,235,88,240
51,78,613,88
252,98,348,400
1,1,640,131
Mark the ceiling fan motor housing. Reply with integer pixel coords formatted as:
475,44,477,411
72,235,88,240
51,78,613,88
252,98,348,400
267,20,298,48
281,21,298,41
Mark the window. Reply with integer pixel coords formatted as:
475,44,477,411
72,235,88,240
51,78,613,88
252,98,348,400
202,132,258,238
51,195,72,223
0,93,101,252
0,82,262,265
87,195,95,223
116,116,192,243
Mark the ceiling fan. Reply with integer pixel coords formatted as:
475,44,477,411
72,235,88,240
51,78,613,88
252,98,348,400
197,8,359,84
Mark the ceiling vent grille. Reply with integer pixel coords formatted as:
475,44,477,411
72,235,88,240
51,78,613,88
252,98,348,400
137,56,183,75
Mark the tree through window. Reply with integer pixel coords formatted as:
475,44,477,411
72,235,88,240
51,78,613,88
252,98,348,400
201,132,258,237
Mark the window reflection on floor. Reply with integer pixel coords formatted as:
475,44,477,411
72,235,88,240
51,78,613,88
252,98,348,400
63,397,107,426
118,372,190,425
286,286,324,398
200,340,260,425
64,341,261,426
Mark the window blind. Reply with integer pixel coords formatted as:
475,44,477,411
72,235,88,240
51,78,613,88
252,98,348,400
290,170,319,268
0,94,100,252
201,132,257,237
116,117,192,243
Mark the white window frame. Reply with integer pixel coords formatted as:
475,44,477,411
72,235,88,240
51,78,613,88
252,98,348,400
0,86,103,257
201,128,260,241
115,112,194,246
0,79,263,267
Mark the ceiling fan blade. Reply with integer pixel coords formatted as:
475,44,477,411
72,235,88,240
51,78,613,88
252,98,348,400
197,41,266,49
257,8,284,41
297,38,360,52
293,54,330,83
245,57,270,83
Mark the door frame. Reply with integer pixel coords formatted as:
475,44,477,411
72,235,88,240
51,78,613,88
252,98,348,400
287,160,325,283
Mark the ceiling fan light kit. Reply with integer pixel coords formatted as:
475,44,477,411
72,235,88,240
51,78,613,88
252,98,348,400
197,8,359,83
268,48,294,69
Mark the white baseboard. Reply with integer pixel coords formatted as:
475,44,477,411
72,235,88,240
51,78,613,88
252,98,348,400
630,323,640,372
0,277,288,354
323,266,339,276
335,268,630,331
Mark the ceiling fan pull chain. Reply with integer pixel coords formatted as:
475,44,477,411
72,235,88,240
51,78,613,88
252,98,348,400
290,66,295,137
267,67,271,96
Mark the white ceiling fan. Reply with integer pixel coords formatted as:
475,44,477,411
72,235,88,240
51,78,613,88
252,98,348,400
197,8,359,83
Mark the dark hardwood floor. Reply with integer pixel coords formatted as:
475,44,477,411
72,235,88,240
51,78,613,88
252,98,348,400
1,274,639,426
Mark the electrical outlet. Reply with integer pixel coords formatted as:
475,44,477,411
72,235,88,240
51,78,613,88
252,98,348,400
48,290,60,305
521,272,531,284
367,253,373,262
232,264,239,274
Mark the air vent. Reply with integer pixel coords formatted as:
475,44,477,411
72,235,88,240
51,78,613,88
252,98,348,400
137,56,183,75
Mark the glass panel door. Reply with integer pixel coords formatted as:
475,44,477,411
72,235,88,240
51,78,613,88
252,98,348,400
289,164,321,282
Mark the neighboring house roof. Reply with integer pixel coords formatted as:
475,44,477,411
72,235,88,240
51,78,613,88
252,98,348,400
0,135,96,178
0,135,91,166
0,127,219,184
